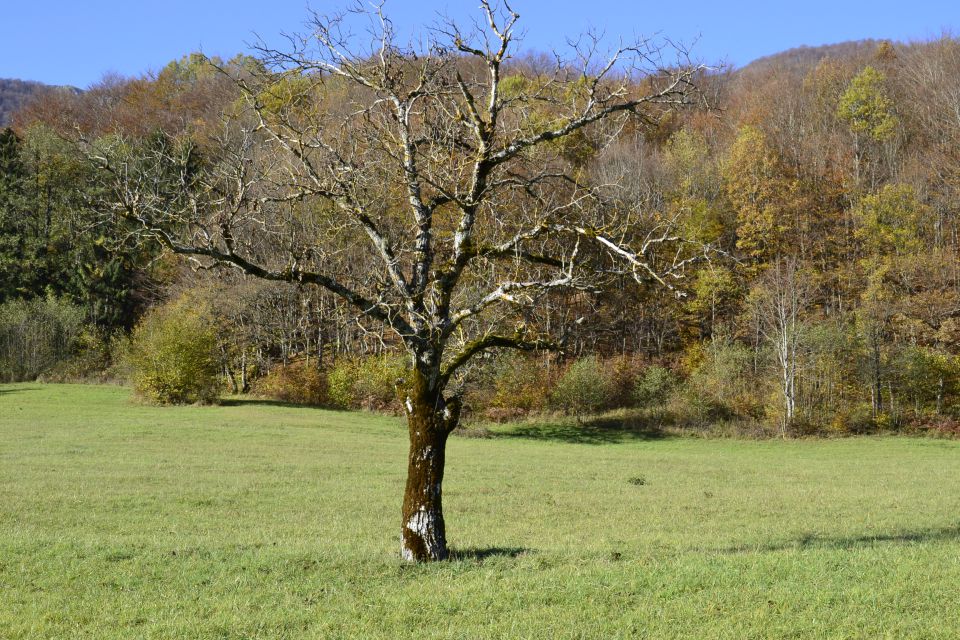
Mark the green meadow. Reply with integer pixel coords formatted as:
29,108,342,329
2,383,959,638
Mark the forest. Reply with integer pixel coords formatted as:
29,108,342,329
2,18,960,445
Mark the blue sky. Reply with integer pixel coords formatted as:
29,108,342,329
2,1,958,87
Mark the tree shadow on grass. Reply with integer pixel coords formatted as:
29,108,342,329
449,546,532,562
219,397,343,411
719,523,960,554
0,386,40,396
491,414,671,445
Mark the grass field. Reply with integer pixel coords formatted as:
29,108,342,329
2,383,960,638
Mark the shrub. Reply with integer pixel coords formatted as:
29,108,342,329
127,298,220,404
550,356,615,415
607,355,645,408
253,361,328,406
828,403,879,435
633,365,677,410
39,326,115,383
913,415,960,437
0,295,86,382
666,385,731,428
669,339,761,428
326,360,357,408
485,354,558,413
327,354,407,411
106,332,134,381
691,339,763,417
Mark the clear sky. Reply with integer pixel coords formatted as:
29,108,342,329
2,0,959,88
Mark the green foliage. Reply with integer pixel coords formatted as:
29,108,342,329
837,66,899,141
664,129,721,201
256,73,316,116
0,295,86,382
497,74,531,101
0,125,146,329
672,339,763,427
828,402,884,434
127,298,220,404
802,320,862,429
158,52,221,86
686,266,740,333
550,356,615,415
633,365,677,409
854,184,925,257
675,196,726,245
325,365,353,409
327,354,407,411
0,127,44,301
892,345,960,415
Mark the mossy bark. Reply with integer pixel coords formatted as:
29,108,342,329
399,368,459,562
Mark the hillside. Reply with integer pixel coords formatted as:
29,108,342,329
735,39,883,78
0,41,883,127
0,78,80,127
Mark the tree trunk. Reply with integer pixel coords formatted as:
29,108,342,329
399,371,459,562
222,346,239,394
400,413,450,562
937,376,944,415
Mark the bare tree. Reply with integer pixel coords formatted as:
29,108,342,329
751,257,810,434
81,1,707,561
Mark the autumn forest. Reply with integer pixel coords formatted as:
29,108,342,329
3,16,960,447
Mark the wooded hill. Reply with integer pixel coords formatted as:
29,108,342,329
2,32,960,438
0,78,80,126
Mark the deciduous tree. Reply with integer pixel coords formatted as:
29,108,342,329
81,2,706,560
